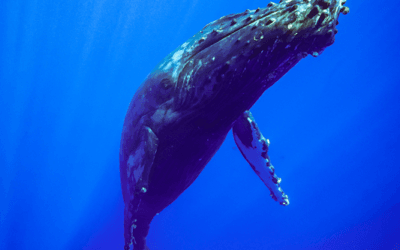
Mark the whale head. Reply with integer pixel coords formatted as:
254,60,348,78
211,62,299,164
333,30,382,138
138,0,349,130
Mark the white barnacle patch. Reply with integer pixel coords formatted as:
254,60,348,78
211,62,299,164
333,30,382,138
198,37,206,43
181,42,189,48
172,49,184,62
159,61,166,69
161,47,184,73
253,31,264,41
196,59,203,69
297,2,312,14
167,49,185,79
163,61,172,71
184,59,202,90
268,18,277,26
184,69,194,89
233,115,289,206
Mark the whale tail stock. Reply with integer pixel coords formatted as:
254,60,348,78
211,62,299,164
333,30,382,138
123,198,154,250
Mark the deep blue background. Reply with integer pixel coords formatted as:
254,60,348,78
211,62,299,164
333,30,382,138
1,0,399,249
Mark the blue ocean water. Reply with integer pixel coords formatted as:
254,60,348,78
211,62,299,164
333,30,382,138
1,0,399,249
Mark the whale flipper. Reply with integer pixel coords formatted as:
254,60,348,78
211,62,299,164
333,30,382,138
233,111,289,206
122,126,158,250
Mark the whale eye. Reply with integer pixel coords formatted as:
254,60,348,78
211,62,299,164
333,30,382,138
160,78,172,90
150,78,174,105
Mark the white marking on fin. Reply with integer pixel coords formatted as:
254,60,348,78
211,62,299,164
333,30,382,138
133,165,145,183
127,146,146,183
233,114,289,206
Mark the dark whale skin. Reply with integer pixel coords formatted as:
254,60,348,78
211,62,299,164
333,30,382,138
119,0,349,249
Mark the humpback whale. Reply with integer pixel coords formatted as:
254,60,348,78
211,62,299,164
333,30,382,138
119,0,349,249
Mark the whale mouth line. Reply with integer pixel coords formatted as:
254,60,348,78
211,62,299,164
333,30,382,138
186,13,270,62
196,11,276,54
185,9,286,67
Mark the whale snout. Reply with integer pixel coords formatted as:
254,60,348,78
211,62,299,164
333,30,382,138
288,0,350,56
307,0,350,29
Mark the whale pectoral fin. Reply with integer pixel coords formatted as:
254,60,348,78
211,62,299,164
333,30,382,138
127,126,158,194
124,126,158,250
232,110,289,206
